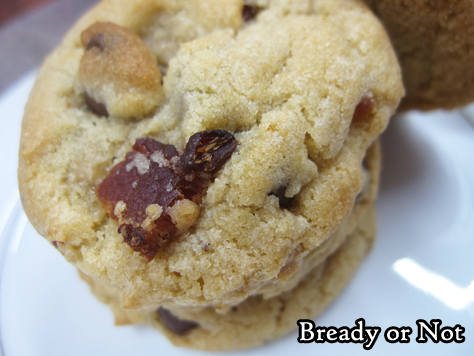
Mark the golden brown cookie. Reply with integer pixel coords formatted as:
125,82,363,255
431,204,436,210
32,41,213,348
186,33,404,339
80,204,377,351
18,0,402,313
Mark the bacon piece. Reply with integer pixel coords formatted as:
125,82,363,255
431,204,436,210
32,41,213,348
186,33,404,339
97,131,238,261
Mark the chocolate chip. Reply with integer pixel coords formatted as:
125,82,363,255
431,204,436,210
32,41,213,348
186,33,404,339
85,33,106,51
157,307,198,335
242,5,260,22
270,186,294,209
84,92,109,117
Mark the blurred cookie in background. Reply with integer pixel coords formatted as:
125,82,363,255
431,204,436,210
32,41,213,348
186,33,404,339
364,0,474,111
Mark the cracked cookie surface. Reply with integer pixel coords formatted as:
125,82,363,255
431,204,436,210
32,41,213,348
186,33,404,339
18,0,402,311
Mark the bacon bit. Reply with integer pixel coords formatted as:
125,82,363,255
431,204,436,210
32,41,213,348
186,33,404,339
97,131,237,261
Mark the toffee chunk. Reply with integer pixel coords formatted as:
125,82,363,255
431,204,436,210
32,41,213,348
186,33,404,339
97,130,238,261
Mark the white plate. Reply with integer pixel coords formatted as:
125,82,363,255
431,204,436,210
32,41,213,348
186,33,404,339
1,72,473,356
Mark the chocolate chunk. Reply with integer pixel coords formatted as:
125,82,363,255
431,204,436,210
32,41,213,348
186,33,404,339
270,186,294,209
84,92,109,117
157,307,198,335
96,131,238,261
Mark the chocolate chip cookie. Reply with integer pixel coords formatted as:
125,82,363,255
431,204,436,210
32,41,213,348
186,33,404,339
18,0,402,329
80,203,377,350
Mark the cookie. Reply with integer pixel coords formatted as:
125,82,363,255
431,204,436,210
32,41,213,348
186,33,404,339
18,0,402,313
79,137,380,350
363,0,474,110
80,203,377,351
245,139,381,301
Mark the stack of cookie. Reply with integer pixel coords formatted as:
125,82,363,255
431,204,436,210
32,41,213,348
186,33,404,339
18,0,403,350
